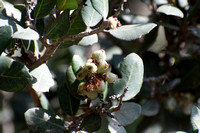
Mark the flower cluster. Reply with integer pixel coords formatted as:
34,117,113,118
77,49,118,100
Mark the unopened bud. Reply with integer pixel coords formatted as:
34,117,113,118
77,82,86,95
85,62,98,73
86,91,98,100
105,72,118,83
96,80,106,93
92,49,106,62
97,61,109,73
77,68,88,80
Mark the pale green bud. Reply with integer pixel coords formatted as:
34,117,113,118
105,72,118,83
92,49,106,62
85,62,98,73
86,59,93,63
77,68,88,80
97,61,109,74
96,80,106,93
86,91,98,100
77,82,86,95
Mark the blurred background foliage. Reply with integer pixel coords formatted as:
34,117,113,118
0,0,200,133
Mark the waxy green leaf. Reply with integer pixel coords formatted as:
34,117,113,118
30,64,55,92
91,0,109,18
81,114,102,132
113,53,144,101
112,102,141,126
81,0,102,27
57,0,78,10
34,0,57,19
0,26,12,54
58,84,80,115
13,28,39,40
109,23,157,41
157,5,184,18
24,107,65,132
0,56,33,92
191,105,200,132
46,10,70,39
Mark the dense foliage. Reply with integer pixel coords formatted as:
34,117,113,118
0,0,200,132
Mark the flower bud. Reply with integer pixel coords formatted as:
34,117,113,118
77,68,88,80
86,91,98,100
96,80,106,93
105,72,118,83
77,82,86,95
92,49,106,62
85,62,98,73
97,61,109,74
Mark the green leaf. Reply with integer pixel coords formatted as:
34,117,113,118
69,13,86,35
72,55,84,74
66,65,84,99
191,105,200,132
78,34,98,46
0,56,33,92
81,0,102,27
58,84,80,115
30,64,55,92
157,5,184,18
113,53,144,101
141,99,159,116
81,114,102,132
91,0,109,18
0,12,23,32
57,0,78,10
112,102,141,126
0,26,12,54
13,28,39,40
109,23,157,41
24,107,65,132
187,0,200,21
108,118,127,133
34,0,57,19
40,93,54,113
46,10,70,39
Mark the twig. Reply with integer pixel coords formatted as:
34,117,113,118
109,88,127,112
70,2,84,21
29,20,110,69
113,0,126,17
27,85,41,107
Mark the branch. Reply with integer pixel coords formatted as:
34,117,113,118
113,0,126,17
29,20,110,69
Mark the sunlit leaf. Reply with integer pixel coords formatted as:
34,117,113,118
191,105,200,132
157,5,184,18
30,64,55,92
0,56,33,92
78,34,98,46
0,26,12,54
34,0,57,19
72,55,84,74
109,23,157,41
81,0,102,27
113,53,144,101
91,0,109,18
13,28,39,40
108,118,127,133
24,107,65,132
